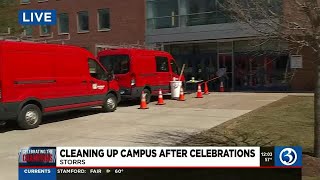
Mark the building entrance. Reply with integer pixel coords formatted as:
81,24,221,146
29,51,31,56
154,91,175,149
218,54,233,91
163,39,290,92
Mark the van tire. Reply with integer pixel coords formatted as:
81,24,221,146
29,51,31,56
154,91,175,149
143,89,151,104
17,104,42,130
102,94,117,112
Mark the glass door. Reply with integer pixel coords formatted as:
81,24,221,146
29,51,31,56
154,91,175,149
218,54,233,91
217,41,234,91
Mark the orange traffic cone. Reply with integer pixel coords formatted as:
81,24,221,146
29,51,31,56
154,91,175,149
178,87,186,101
196,84,203,98
139,91,149,109
204,82,210,95
220,82,225,92
156,89,166,105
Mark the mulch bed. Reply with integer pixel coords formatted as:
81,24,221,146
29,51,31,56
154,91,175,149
303,155,320,177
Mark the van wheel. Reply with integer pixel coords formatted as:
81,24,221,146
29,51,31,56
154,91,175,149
143,89,151,104
102,94,117,112
17,104,42,130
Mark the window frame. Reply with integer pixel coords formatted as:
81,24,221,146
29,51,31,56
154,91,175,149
20,0,31,4
39,25,51,37
77,11,90,33
22,25,33,37
57,13,70,35
97,8,111,32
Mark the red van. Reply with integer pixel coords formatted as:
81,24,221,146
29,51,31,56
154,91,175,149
97,48,185,103
0,41,120,129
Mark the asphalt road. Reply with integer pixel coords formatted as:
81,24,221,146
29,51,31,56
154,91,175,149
0,92,288,180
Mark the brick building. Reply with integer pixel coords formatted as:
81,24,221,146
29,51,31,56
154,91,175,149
19,0,145,55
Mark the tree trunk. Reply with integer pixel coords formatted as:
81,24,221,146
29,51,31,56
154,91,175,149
315,61,320,158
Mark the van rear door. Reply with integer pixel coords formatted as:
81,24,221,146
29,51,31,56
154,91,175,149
155,56,171,92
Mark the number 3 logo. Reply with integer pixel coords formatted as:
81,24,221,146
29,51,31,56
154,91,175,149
279,148,297,166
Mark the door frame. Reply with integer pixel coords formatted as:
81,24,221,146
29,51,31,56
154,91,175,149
217,41,235,91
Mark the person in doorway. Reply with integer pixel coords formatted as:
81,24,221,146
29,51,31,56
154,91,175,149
217,66,228,90
197,64,203,81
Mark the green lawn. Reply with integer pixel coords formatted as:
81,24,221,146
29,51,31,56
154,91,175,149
178,95,319,179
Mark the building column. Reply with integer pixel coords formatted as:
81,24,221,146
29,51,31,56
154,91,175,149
146,1,155,30
179,0,187,27
232,41,235,91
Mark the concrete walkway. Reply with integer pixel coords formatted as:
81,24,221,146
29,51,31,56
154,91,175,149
0,92,288,180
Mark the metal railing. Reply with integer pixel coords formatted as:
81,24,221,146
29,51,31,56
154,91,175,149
95,42,162,55
147,11,233,30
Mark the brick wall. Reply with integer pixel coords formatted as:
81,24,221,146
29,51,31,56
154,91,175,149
19,0,146,54
283,0,316,91
290,47,316,91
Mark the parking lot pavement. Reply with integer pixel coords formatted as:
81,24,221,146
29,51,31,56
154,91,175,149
0,92,287,180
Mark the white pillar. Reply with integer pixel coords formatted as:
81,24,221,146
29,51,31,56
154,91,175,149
179,0,187,27
147,1,155,30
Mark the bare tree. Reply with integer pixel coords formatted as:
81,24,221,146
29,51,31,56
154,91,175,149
221,0,320,157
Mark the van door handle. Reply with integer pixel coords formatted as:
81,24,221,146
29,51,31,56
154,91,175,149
89,81,94,83
81,80,87,83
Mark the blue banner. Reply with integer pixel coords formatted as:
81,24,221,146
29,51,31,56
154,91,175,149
19,168,56,180
19,10,57,25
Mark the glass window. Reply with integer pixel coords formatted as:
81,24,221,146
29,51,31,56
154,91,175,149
184,0,233,26
40,25,51,36
23,25,33,36
186,0,216,26
170,60,179,75
88,59,107,81
218,42,233,53
98,9,110,30
156,57,169,72
99,55,130,74
147,0,179,29
20,0,30,3
187,0,216,14
77,11,89,32
151,0,178,17
58,13,69,34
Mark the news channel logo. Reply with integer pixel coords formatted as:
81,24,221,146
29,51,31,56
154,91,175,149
274,146,302,167
18,10,57,25
19,147,56,166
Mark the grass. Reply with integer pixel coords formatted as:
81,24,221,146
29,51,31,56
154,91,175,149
177,95,319,179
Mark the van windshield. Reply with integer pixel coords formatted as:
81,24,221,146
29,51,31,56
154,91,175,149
99,55,130,74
